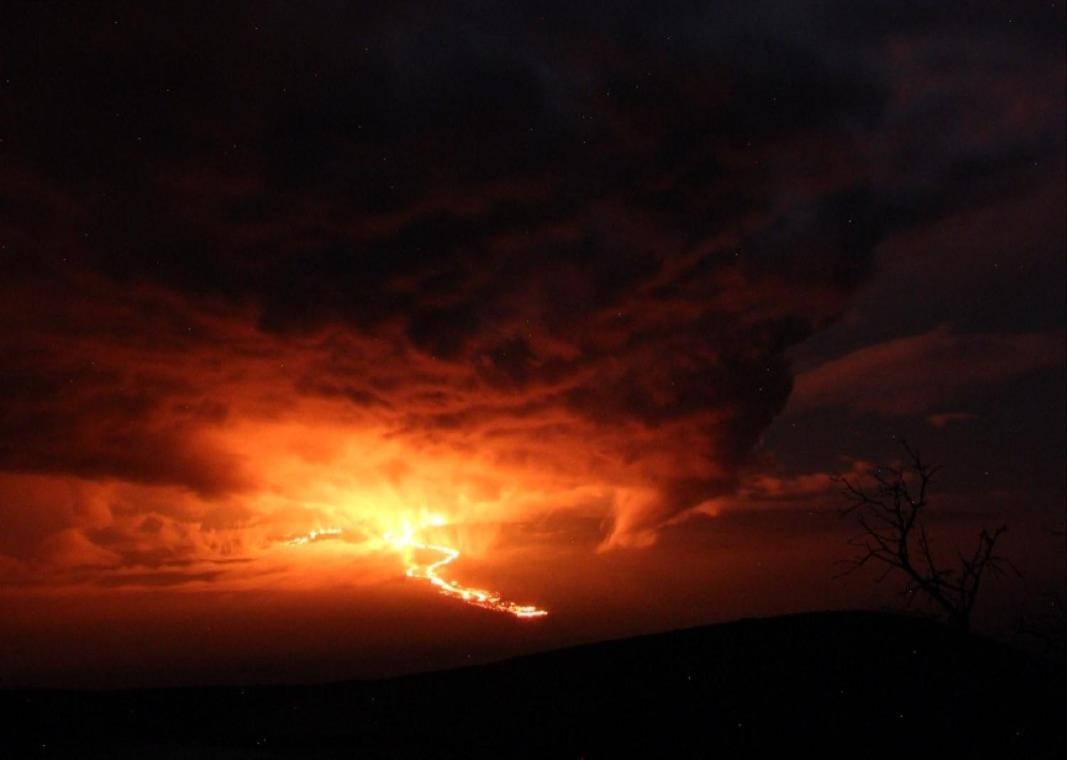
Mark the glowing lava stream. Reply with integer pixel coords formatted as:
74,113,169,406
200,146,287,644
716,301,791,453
287,525,548,619
286,528,342,546
386,528,548,619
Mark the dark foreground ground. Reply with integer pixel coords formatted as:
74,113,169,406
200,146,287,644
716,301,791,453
4,611,1064,758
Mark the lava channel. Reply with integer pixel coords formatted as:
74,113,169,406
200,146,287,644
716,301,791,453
287,526,548,619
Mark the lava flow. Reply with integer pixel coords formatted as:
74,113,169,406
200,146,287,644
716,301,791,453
287,522,548,619
286,528,342,545
384,523,548,619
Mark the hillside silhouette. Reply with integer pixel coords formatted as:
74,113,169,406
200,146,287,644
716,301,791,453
5,611,1064,758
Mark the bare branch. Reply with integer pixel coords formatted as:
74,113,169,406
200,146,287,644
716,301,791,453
834,442,1018,631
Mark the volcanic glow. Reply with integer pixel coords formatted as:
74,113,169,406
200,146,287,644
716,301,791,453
286,528,343,546
288,518,548,619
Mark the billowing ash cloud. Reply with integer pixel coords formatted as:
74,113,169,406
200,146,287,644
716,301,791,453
1,0,1060,564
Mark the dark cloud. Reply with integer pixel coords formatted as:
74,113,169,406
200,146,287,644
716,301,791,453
0,343,247,495
791,328,1064,415
0,0,1062,544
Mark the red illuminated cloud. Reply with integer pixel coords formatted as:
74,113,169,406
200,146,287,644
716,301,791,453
791,328,1064,416
0,2,1062,591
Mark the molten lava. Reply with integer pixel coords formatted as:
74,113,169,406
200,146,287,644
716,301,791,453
286,528,342,545
287,520,548,619
384,524,548,619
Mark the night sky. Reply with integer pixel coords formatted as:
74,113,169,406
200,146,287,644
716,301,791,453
1,1,1063,687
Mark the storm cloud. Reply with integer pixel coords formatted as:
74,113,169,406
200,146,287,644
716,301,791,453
1,0,1062,569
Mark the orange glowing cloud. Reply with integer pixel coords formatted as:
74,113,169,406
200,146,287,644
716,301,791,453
0,247,864,601
0,4,970,603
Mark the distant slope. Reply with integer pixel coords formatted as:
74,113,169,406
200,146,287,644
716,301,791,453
4,611,1064,758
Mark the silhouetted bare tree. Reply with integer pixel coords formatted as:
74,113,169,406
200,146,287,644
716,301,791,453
834,441,1016,631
